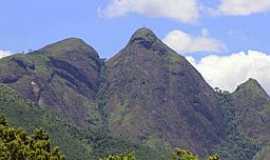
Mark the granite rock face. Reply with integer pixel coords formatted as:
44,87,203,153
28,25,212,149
105,28,225,155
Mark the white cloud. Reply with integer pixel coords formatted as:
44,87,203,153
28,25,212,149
163,29,225,54
187,50,270,93
0,50,13,59
218,0,270,15
101,0,200,23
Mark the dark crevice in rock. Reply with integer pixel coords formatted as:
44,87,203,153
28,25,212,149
0,75,21,84
47,72,56,83
130,37,155,49
54,70,79,88
88,55,102,72
11,57,35,70
49,57,95,91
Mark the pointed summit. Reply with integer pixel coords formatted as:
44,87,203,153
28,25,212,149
130,27,157,41
233,78,270,102
231,80,270,144
244,78,263,86
108,27,186,65
128,27,160,48
234,78,269,99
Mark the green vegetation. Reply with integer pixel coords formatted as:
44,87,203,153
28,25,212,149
0,84,92,160
172,148,220,160
0,115,64,160
0,113,224,160
99,149,220,160
0,84,171,160
214,88,261,160
99,152,136,160
172,148,198,160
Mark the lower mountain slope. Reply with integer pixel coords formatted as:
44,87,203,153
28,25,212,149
213,89,260,160
0,82,176,160
0,84,92,160
211,78,270,160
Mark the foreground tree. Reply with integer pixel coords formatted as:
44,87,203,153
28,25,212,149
0,115,64,160
99,152,136,160
98,149,220,160
172,148,220,160
172,148,198,160
208,154,220,160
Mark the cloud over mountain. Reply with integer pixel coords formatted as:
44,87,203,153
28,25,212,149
218,0,270,15
0,50,13,59
101,0,199,23
163,29,225,54
187,50,270,93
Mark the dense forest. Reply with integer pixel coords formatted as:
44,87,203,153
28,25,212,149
1,114,220,160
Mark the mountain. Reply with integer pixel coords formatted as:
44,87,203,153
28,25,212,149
0,28,269,160
227,79,270,160
233,78,270,108
105,28,225,155
232,78,270,143
211,78,270,160
0,36,160,160
0,38,103,127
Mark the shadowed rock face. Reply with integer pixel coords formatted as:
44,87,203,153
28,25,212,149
0,38,103,127
40,38,102,94
105,28,225,155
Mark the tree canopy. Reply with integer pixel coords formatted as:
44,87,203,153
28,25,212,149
0,114,222,160
99,148,220,160
0,115,65,160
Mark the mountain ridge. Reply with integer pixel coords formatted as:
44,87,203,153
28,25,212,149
0,27,269,160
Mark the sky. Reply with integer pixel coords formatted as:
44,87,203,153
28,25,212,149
1,0,270,93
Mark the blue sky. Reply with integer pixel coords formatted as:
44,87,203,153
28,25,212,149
1,0,270,93
1,0,270,57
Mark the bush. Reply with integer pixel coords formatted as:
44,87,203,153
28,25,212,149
172,148,198,160
99,152,136,160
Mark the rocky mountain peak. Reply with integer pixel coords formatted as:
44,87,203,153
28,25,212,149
233,78,269,101
231,78,270,121
39,37,99,59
